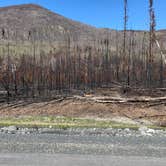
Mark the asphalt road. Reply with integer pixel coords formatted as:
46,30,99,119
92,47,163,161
0,154,166,166
0,127,166,165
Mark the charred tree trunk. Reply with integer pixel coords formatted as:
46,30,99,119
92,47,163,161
148,0,156,88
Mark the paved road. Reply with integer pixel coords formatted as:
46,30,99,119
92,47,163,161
0,127,166,165
0,154,166,166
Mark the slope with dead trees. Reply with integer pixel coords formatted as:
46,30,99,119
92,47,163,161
0,2,165,103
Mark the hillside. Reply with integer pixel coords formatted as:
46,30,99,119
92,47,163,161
0,4,103,44
0,4,165,128
0,3,165,49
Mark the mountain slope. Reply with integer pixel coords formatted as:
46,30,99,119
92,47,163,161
0,4,165,50
0,4,103,43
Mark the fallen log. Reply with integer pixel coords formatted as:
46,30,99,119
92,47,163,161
73,95,166,104
134,114,166,120
144,102,166,108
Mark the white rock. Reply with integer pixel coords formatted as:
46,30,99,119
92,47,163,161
139,126,148,132
2,126,17,132
139,126,154,136
147,128,155,134
124,128,130,132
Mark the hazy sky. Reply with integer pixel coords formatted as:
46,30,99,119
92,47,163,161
0,0,165,30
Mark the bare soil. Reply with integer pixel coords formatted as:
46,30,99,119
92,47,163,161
0,87,166,126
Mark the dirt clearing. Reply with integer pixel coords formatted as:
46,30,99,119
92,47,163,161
0,88,166,127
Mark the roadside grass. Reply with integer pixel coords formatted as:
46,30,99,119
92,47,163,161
0,116,165,130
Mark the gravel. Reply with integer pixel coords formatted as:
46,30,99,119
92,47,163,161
0,126,166,157
0,126,166,136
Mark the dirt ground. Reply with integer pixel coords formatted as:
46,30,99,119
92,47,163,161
0,87,166,126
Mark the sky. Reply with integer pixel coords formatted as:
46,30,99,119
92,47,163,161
0,0,165,30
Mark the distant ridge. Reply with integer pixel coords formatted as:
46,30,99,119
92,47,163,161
0,3,44,9
0,4,165,48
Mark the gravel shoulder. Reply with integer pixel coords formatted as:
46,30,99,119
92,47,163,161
0,127,166,157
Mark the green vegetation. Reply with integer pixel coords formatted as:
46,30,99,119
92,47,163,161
0,116,165,130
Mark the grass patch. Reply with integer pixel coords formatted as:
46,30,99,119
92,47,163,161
0,116,165,130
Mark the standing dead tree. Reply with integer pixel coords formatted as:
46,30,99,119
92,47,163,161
148,0,156,88
123,0,128,84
